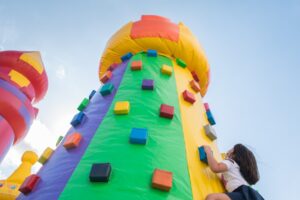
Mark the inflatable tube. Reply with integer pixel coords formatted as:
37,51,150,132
0,51,48,160
0,51,48,103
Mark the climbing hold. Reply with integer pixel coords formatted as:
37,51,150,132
191,71,199,82
19,174,40,195
63,132,82,150
108,63,118,72
89,90,96,100
121,52,133,62
204,103,210,111
206,110,216,125
142,79,154,90
100,71,112,83
161,64,172,76
182,90,196,104
204,103,216,125
56,136,64,146
204,124,217,141
147,49,157,57
131,60,142,71
77,98,90,111
159,104,174,119
70,112,85,127
38,147,54,165
198,146,208,164
130,128,148,145
100,83,114,96
152,169,173,192
114,101,130,115
176,58,186,68
89,163,112,182
190,80,201,93
221,153,227,160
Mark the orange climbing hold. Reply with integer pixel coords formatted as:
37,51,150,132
189,80,201,93
63,132,82,150
152,168,173,192
131,60,142,71
100,71,112,83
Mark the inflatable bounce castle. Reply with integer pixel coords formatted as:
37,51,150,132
2,15,225,200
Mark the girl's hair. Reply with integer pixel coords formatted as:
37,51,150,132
231,144,260,185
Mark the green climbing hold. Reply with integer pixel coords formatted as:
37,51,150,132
56,136,64,146
77,98,90,111
176,58,187,68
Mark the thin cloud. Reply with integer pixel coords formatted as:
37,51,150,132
55,65,66,79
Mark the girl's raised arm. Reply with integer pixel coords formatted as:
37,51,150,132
204,146,228,173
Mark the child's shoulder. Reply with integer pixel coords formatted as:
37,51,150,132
225,158,235,164
222,158,237,169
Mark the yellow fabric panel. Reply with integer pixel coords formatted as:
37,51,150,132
98,19,210,96
99,22,141,77
173,61,224,200
175,23,210,96
8,70,30,87
7,151,38,184
19,52,44,74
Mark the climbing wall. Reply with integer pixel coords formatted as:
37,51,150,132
17,15,225,200
60,52,193,199
17,60,129,200
18,51,224,200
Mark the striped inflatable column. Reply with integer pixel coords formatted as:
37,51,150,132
0,51,48,162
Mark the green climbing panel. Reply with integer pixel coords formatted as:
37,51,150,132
59,53,192,200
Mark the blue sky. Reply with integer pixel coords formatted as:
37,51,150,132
0,1,299,199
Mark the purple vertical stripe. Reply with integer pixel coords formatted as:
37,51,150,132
17,61,128,200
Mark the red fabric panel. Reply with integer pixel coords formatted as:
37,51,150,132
131,15,179,42
0,116,14,162
0,88,27,143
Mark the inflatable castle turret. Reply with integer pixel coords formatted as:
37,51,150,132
17,15,224,200
0,51,48,162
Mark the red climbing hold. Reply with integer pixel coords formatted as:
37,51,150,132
182,90,196,104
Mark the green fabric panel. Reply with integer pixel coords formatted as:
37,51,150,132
59,53,192,200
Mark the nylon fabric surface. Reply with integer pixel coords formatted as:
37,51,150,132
173,61,224,200
59,53,193,200
17,61,128,200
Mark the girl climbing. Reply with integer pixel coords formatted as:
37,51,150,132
204,144,264,200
